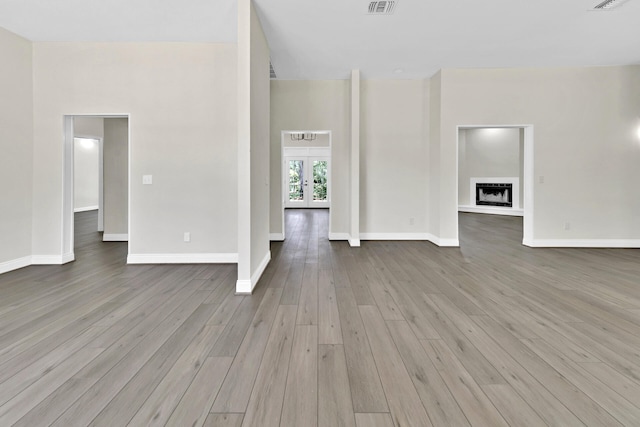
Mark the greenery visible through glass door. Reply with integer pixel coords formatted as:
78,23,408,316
313,160,327,201
289,160,304,201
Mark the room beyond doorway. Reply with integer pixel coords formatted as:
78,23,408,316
279,130,332,241
456,125,534,247
63,115,130,262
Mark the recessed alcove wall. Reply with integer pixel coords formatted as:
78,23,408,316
458,128,524,212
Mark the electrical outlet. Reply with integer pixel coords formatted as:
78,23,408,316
564,222,571,231
143,175,153,185
184,232,191,242
539,175,545,184
409,217,415,226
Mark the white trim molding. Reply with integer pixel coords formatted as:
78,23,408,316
360,233,432,241
527,239,640,248
235,279,252,295
103,233,129,242
458,206,524,217
127,253,239,264
236,250,272,295
270,233,285,241
0,256,32,274
329,232,350,241
428,235,460,247
62,252,75,264
250,250,271,289
74,206,99,213
348,238,361,247
32,253,75,265
361,233,459,247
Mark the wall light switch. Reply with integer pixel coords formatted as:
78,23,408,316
143,175,153,185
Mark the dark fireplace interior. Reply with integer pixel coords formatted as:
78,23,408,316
476,183,513,207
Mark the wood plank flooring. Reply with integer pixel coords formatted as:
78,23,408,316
1,209,640,426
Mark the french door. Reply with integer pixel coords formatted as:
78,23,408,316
285,156,330,208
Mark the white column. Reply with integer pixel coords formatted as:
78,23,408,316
350,70,361,247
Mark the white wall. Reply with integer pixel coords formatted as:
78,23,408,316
458,128,523,207
73,138,99,211
32,42,238,259
270,80,351,237
360,79,429,237
74,116,104,139
237,0,271,292
249,0,271,284
0,27,33,269
438,66,640,244
103,118,128,237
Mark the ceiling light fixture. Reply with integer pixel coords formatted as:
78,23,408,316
291,133,317,142
367,1,397,15
593,0,630,10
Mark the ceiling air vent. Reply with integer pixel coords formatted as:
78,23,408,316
367,1,397,15
269,62,277,79
593,0,630,10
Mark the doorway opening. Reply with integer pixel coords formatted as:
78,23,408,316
63,115,130,262
280,130,331,240
456,125,534,246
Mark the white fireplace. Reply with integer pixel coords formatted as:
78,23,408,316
459,177,523,216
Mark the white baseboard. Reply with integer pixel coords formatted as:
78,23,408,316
359,232,459,247
458,205,524,217
127,253,239,264
528,239,640,248
0,256,32,274
331,232,458,247
236,250,272,295
62,252,75,264
103,233,129,242
32,253,75,265
74,206,99,213
270,233,285,241
361,233,432,241
251,250,271,290
427,235,460,247
235,279,253,295
329,233,350,241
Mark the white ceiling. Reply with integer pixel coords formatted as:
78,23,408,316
1,0,639,79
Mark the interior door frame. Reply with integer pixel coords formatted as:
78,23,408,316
456,124,534,246
279,130,332,241
62,114,131,262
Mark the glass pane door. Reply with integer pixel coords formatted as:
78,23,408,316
285,156,329,208
289,159,304,202
286,158,307,207
312,160,328,202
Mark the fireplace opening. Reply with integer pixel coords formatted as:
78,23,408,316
476,183,513,207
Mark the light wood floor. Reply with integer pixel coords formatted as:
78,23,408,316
1,210,640,426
